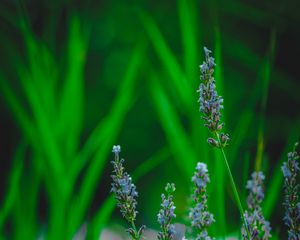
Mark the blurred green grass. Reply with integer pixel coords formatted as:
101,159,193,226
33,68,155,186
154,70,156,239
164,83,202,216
0,0,299,239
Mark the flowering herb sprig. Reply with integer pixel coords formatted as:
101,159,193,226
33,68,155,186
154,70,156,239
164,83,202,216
281,142,300,240
189,162,215,240
241,172,271,239
157,183,177,240
198,47,250,239
198,47,229,148
111,145,145,240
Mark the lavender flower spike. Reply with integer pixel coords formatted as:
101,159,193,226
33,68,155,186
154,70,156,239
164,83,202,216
189,162,215,240
157,183,177,240
198,47,229,148
282,142,300,240
241,172,271,239
111,145,145,239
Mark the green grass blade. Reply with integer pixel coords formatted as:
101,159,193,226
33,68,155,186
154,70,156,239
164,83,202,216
58,16,88,160
263,129,299,219
177,0,197,82
0,141,25,231
18,67,65,191
149,74,197,178
68,40,146,188
139,10,193,112
177,0,209,164
255,29,276,171
21,21,57,119
0,76,36,147
67,40,147,237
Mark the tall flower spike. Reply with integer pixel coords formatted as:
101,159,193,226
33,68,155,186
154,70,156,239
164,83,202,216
198,46,251,239
157,183,177,240
111,145,145,239
198,47,229,148
241,172,271,239
189,162,215,240
281,142,300,240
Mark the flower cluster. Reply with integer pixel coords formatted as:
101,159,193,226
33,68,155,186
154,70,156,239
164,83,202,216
157,183,177,240
198,47,229,148
281,142,300,240
111,145,145,239
189,162,215,240
242,172,271,239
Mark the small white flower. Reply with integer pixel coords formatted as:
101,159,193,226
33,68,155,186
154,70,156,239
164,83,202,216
112,145,121,153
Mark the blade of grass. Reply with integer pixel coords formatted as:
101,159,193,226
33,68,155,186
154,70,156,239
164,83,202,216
21,20,57,120
149,73,197,178
224,34,300,103
177,0,209,165
0,141,25,232
263,128,299,219
255,29,276,171
0,76,37,148
58,16,88,160
17,67,66,193
68,39,147,189
242,152,250,202
67,40,147,238
177,0,197,83
139,10,193,112
17,17,67,194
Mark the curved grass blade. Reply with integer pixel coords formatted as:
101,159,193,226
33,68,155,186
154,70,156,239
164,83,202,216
177,0,197,83
58,16,88,160
0,141,26,232
139,10,193,112
149,73,197,178
66,40,147,238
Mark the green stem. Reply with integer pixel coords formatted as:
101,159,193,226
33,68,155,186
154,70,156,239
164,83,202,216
130,221,140,240
216,133,251,239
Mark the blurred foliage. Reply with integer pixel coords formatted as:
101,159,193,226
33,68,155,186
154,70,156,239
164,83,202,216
0,0,299,239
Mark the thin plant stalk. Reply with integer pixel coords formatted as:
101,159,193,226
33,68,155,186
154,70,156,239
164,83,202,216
216,133,251,239
197,46,251,239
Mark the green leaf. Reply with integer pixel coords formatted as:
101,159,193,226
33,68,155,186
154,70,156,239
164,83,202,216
58,16,88,160
67,40,147,237
149,74,197,178
139,10,193,112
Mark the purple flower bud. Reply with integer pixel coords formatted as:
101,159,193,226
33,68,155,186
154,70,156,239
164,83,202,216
157,183,177,240
207,138,219,148
189,162,214,239
111,145,144,239
242,171,271,239
198,47,229,148
282,143,300,240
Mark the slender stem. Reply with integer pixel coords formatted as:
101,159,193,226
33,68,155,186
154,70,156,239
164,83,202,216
216,133,251,239
130,220,140,240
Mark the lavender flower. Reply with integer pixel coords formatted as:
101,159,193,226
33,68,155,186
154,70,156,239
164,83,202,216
242,172,271,239
198,47,249,239
281,142,300,240
189,162,215,240
157,183,177,240
198,47,229,148
111,145,145,239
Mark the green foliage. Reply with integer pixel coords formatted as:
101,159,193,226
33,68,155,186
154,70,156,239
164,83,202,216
0,0,299,239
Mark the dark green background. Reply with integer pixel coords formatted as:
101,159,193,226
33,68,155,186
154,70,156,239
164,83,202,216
0,0,299,239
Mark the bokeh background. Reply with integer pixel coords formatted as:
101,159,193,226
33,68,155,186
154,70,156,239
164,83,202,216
0,0,299,239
